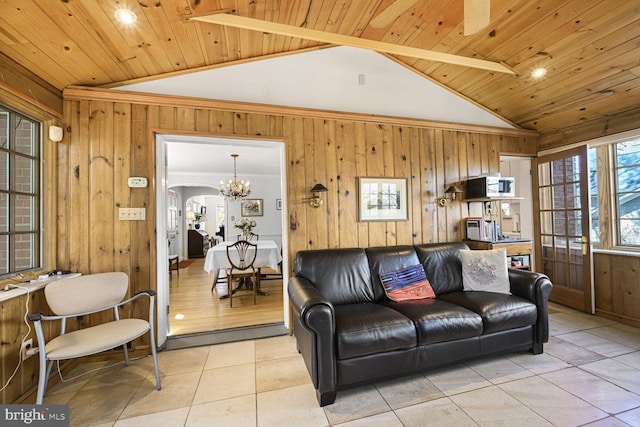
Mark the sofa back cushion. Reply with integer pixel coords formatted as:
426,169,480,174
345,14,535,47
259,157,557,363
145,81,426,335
365,246,421,302
414,242,469,295
294,248,374,305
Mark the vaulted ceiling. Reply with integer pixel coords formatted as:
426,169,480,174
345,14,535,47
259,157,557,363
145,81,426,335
1,0,639,136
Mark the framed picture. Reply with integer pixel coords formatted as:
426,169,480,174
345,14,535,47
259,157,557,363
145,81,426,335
276,199,282,210
241,199,264,217
357,177,408,222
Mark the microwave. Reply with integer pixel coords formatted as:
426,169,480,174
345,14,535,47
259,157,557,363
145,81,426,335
466,176,515,198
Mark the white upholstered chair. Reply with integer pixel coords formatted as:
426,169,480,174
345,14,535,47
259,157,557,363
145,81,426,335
29,272,161,404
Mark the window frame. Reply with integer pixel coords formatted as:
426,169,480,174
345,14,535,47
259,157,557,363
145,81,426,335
589,137,640,252
0,103,43,276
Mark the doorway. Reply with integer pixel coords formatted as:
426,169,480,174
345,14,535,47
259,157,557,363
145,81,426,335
533,147,593,313
155,134,289,347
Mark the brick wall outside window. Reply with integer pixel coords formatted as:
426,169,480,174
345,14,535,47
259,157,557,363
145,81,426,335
0,106,40,275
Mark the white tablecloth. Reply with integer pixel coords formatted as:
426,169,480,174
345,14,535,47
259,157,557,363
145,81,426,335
204,240,282,274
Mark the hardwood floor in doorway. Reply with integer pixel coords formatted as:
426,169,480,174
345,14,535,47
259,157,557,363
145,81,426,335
168,258,284,336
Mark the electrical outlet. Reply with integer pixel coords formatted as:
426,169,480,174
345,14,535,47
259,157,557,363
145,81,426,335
21,339,33,360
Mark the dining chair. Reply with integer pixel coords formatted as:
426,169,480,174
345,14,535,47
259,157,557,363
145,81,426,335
225,240,259,307
28,272,161,404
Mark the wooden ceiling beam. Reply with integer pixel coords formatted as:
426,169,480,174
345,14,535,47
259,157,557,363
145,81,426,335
191,13,515,75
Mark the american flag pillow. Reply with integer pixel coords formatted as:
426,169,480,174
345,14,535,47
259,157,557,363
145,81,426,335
379,264,436,302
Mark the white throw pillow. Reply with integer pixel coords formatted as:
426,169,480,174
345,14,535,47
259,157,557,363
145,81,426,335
459,248,511,294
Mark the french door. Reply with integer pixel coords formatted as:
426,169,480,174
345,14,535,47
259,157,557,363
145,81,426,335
532,146,593,313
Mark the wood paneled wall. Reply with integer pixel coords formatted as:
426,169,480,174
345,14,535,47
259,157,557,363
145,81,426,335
1,86,537,403
59,87,537,278
594,252,640,328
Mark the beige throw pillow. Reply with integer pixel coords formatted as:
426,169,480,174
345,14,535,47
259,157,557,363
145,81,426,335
460,248,511,294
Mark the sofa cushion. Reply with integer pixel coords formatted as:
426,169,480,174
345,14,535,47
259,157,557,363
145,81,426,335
334,303,417,359
414,242,468,295
294,248,374,305
460,248,510,294
381,299,483,345
438,291,537,335
366,246,421,301
380,264,436,302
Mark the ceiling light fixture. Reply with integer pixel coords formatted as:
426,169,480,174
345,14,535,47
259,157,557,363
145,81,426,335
220,154,251,201
114,8,137,25
531,67,548,79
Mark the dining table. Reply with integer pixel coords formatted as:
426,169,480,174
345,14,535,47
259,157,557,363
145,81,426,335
204,239,282,298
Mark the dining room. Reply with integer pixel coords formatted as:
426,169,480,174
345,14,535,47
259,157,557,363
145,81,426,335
159,134,288,345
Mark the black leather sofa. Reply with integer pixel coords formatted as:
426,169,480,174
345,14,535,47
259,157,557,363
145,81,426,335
288,242,553,406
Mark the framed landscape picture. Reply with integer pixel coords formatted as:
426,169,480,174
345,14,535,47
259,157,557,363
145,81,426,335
241,199,263,217
357,177,408,222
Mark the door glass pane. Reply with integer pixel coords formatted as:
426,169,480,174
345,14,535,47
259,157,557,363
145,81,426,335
551,159,565,184
539,187,552,210
553,211,566,235
567,211,582,237
541,211,553,234
538,162,551,186
567,182,581,209
554,237,568,261
552,185,565,209
565,156,581,182
555,261,568,288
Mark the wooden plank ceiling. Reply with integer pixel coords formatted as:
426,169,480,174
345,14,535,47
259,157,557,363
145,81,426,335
0,0,638,135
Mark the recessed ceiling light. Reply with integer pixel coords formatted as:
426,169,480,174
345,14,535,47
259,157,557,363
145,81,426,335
174,313,184,320
114,8,137,25
531,67,548,79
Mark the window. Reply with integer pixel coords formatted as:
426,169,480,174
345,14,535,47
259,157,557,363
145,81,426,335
0,105,41,275
614,140,640,246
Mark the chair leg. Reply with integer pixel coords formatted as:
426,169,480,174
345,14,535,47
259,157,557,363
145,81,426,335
227,275,233,308
123,342,130,366
35,354,48,404
147,321,161,391
253,274,258,305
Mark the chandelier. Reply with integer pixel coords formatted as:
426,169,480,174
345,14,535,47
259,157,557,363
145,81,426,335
220,154,251,200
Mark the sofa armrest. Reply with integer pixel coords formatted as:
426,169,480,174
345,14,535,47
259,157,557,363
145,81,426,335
509,268,553,344
288,276,337,405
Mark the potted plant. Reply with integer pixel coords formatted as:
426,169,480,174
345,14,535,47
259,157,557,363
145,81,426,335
234,218,256,240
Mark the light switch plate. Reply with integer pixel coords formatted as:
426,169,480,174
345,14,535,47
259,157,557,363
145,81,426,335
119,208,146,220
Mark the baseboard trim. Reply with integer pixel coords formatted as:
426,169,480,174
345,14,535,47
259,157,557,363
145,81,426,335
165,322,288,351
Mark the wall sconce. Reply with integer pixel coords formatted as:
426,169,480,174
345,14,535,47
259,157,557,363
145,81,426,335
302,183,328,208
437,184,463,207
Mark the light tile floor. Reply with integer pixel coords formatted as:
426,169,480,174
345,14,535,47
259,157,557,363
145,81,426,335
43,303,640,426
